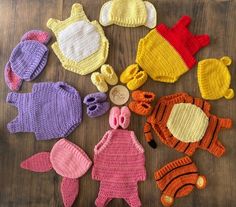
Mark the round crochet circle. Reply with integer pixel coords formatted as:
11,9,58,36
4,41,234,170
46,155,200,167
109,85,129,105
167,103,209,143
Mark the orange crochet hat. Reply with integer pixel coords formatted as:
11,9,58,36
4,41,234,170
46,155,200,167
144,92,232,157
155,156,207,207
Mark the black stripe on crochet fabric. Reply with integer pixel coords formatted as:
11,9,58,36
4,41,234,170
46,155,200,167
161,172,198,193
159,105,167,122
207,119,219,149
199,117,211,146
173,141,180,148
183,143,191,153
174,183,195,198
155,103,161,119
155,162,193,182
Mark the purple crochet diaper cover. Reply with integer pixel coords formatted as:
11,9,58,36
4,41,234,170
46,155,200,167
6,82,82,140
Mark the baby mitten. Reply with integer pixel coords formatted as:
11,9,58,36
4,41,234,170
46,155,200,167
7,82,82,140
99,0,157,28
198,56,234,100
21,139,92,207
47,3,109,75
155,156,206,207
130,15,210,83
144,92,232,157
4,30,51,91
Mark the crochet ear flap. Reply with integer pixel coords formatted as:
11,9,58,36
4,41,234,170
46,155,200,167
224,88,234,99
99,1,112,26
4,62,23,91
144,1,157,28
60,177,79,207
20,152,52,172
21,30,51,44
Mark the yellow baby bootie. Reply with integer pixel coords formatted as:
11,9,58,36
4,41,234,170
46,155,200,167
91,72,108,93
101,64,118,85
47,3,109,75
198,56,234,100
120,64,139,84
127,71,148,91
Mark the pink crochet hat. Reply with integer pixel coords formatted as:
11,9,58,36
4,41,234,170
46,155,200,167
21,139,92,207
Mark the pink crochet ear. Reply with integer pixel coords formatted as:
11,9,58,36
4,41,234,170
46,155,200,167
4,62,22,91
20,152,52,172
21,30,51,44
60,177,79,207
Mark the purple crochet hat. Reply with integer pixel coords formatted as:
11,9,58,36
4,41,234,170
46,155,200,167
4,30,51,91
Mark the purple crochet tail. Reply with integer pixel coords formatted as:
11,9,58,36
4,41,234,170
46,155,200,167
21,30,51,44
20,152,52,172
4,62,22,91
60,177,79,207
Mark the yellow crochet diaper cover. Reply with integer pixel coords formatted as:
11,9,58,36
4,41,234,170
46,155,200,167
47,3,109,75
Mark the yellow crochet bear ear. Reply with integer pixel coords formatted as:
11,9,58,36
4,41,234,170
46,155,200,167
220,56,232,66
99,0,157,28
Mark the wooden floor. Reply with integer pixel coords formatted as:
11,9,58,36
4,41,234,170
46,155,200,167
0,0,236,206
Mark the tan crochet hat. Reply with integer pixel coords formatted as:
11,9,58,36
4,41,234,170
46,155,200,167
99,0,157,28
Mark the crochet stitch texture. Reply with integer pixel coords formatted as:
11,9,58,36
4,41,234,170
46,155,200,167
198,56,234,100
47,3,109,75
99,0,157,28
92,129,146,207
21,139,92,207
135,15,210,83
7,82,82,140
144,92,232,157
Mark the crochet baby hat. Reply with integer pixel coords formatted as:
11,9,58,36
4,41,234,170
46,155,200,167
21,138,92,207
4,30,51,91
155,156,207,207
99,0,157,28
47,3,109,75
144,92,232,157
198,56,234,100
134,15,210,83
7,82,82,140
92,129,146,207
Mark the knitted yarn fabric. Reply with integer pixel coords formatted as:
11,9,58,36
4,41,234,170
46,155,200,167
92,129,146,207
99,0,157,28
4,30,51,91
154,156,207,207
47,3,109,75
198,56,234,100
21,138,92,207
7,82,82,140
134,15,210,83
144,92,232,157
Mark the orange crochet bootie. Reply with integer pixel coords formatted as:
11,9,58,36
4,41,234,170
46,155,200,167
155,156,207,207
129,101,153,116
129,90,156,116
144,92,232,156
131,90,155,102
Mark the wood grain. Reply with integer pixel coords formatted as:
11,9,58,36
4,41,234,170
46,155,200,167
0,0,235,206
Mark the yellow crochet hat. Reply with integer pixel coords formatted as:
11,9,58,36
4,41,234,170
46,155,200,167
47,3,109,75
99,0,157,28
198,56,234,100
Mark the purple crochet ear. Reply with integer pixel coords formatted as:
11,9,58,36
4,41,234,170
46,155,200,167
60,177,79,207
20,152,52,172
4,62,22,91
21,30,51,44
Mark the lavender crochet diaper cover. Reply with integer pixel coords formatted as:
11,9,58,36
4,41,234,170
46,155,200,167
7,82,82,140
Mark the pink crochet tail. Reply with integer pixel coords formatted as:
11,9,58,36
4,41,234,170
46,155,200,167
4,62,22,91
21,30,51,44
20,152,52,172
60,177,79,207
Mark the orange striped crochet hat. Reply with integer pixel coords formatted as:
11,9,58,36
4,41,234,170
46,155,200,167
135,16,210,83
144,93,232,157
